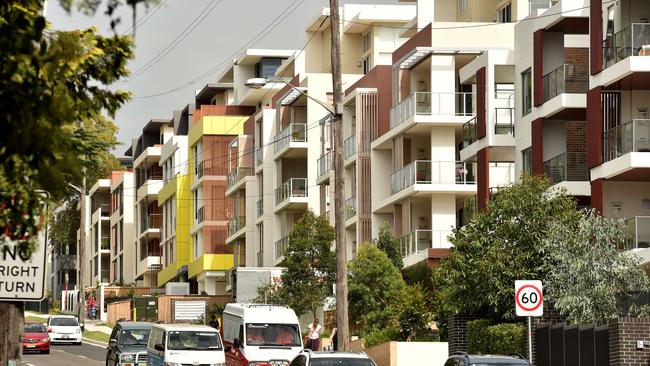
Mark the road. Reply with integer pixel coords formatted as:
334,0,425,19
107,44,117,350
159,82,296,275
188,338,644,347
21,342,106,366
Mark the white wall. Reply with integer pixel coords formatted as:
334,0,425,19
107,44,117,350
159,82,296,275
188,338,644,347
603,181,650,218
542,119,566,161
395,342,449,366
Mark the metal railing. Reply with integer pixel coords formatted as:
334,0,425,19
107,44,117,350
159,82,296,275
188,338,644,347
256,251,263,267
390,161,475,195
543,152,589,184
275,178,308,205
462,117,478,148
462,196,477,227
140,213,162,233
274,123,307,152
227,216,246,237
390,92,475,130
625,216,650,250
197,206,204,224
317,151,332,178
100,203,110,217
398,230,453,258
100,236,110,250
346,197,356,219
604,119,650,162
529,0,558,13
275,236,289,260
344,135,356,159
196,161,204,179
495,108,515,135
256,199,263,218
256,147,264,167
227,167,252,189
603,23,650,68
100,270,110,284
542,64,588,102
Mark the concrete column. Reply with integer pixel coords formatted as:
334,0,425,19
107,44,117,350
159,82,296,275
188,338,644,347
431,127,456,183
430,194,456,248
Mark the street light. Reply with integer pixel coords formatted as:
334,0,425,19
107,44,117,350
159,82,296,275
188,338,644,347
244,78,336,114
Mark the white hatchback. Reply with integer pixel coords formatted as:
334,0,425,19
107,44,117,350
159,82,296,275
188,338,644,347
47,315,82,345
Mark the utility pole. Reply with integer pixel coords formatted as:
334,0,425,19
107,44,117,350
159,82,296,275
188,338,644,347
329,0,349,352
78,166,86,328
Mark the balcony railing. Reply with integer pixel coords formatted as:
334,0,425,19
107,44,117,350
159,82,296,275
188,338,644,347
196,161,204,179
603,23,650,68
227,167,252,189
625,216,650,250
317,151,332,178
390,92,475,130
256,199,264,218
462,196,477,227
256,147,263,167
529,0,558,13
101,236,110,250
344,135,356,160
346,197,357,220
604,119,650,162
390,161,475,195
542,152,589,185
274,123,307,152
100,270,110,284
462,117,478,148
275,236,289,260
542,64,588,102
256,251,263,267
495,108,515,135
197,206,204,224
227,216,246,237
100,203,110,217
275,178,308,206
398,230,453,258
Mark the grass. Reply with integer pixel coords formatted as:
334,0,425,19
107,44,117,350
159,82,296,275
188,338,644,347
83,330,110,344
25,315,48,323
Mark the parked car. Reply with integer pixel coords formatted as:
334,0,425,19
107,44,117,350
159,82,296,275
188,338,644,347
22,321,50,354
289,350,377,366
47,315,82,345
444,353,531,366
147,324,225,366
105,321,153,366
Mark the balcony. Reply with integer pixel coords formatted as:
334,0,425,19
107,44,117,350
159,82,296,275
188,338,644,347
317,151,332,184
603,24,650,69
543,152,589,185
140,213,162,235
274,178,308,209
256,147,263,167
390,161,475,195
100,204,110,217
274,123,308,158
100,236,110,250
529,0,558,14
389,92,474,130
344,135,356,161
257,251,263,267
604,120,650,162
346,196,357,220
227,216,246,239
398,229,452,258
542,64,588,103
227,167,252,191
462,117,477,148
275,236,288,261
197,206,204,224
625,216,650,250
100,269,110,284
495,108,515,135
256,199,264,218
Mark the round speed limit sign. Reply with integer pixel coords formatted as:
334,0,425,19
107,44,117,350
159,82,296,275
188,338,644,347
515,280,543,317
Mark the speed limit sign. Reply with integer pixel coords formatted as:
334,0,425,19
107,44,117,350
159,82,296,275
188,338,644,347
515,280,543,317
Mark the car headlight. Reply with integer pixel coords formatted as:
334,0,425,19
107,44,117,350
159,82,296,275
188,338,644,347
75,328,81,334
120,353,135,362
42,337,49,342
210,364,226,366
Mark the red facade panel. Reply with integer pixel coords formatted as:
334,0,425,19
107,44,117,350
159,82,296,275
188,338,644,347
477,147,490,212
477,67,487,139
392,24,432,64
586,87,603,168
590,0,603,75
533,30,544,107
591,178,604,215
532,118,544,176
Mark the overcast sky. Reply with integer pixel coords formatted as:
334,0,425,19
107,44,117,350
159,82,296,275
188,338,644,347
46,0,399,155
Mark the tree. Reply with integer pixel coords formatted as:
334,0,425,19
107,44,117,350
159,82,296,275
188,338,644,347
543,211,650,324
433,175,581,324
256,210,335,318
375,222,403,269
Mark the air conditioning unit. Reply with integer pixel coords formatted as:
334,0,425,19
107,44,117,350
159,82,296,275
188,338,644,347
165,282,190,296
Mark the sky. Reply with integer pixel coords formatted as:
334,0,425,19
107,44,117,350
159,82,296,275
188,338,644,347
46,0,400,155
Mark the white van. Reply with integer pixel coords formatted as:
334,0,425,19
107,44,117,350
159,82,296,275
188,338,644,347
222,304,302,366
147,324,225,366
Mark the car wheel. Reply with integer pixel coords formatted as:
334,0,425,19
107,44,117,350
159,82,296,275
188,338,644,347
43,349,50,354
77,341,82,346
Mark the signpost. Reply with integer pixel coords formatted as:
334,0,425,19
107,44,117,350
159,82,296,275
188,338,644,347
515,280,543,363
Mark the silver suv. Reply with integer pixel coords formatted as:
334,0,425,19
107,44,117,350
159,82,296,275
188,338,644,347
445,352,531,366
289,350,377,366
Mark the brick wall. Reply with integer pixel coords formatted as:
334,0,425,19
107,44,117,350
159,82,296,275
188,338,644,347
564,48,589,94
565,120,588,181
609,318,650,366
447,314,481,354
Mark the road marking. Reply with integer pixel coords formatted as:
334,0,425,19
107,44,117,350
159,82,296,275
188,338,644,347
78,355,88,359
82,340,107,348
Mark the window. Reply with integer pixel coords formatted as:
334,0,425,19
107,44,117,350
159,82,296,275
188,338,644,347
458,0,469,14
361,57,370,74
522,148,532,175
497,2,512,23
193,235,199,259
361,31,371,53
521,68,532,116
289,356,306,366
254,57,286,79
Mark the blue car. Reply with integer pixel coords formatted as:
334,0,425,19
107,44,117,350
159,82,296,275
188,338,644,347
106,321,153,366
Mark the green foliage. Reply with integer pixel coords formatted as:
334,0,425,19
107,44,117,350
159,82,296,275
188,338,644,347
50,300,62,315
543,211,650,324
375,222,403,269
255,210,335,318
433,175,581,323
0,0,132,248
467,320,526,356
59,0,161,33
394,284,433,341
363,326,400,348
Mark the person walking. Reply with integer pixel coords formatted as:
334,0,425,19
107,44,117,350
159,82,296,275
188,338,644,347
209,314,219,330
306,319,322,351
329,324,338,351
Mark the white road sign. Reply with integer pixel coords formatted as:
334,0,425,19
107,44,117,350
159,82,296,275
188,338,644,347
515,280,543,317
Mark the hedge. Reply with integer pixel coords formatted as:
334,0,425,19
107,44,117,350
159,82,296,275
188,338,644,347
467,320,526,356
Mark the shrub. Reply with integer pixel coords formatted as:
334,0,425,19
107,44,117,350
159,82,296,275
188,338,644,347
466,319,491,354
467,320,526,356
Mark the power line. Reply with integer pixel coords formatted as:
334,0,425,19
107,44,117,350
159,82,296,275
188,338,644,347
122,0,169,36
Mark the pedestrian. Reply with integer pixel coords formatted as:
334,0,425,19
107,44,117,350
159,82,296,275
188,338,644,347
306,319,322,351
329,324,338,351
209,314,219,330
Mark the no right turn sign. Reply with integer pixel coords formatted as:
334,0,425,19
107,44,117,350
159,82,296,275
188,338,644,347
515,280,543,317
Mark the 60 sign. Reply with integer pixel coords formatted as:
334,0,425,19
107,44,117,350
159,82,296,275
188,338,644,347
515,280,543,317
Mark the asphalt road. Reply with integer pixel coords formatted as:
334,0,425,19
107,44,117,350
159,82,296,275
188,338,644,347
21,342,106,366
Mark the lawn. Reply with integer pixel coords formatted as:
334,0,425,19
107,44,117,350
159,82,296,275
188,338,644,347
25,315,48,323
83,330,110,344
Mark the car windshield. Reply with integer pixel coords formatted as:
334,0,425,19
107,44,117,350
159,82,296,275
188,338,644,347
120,329,150,346
50,318,78,326
471,364,527,366
310,359,375,366
166,331,222,351
245,323,301,347
24,324,46,333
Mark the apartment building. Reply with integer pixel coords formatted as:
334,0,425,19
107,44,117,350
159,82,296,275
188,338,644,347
587,0,650,260
109,169,136,285
49,202,78,304
82,179,111,287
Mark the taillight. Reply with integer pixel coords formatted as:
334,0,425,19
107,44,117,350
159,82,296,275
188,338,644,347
248,362,289,366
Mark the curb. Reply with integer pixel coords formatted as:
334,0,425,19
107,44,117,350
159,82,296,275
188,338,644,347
82,338,107,348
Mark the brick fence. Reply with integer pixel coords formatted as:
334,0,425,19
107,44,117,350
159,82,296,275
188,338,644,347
609,318,650,366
